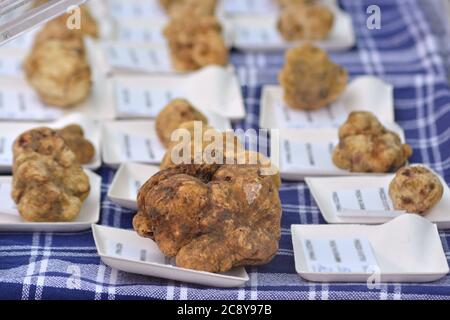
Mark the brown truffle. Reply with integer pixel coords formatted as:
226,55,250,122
156,99,208,148
277,3,334,41
134,163,282,273
389,166,444,214
160,0,217,18
12,127,90,222
278,44,348,110
163,16,228,71
332,112,413,173
57,124,95,165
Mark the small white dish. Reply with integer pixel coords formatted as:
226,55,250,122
260,76,394,129
110,66,246,120
0,170,101,232
291,214,449,283
106,0,167,19
92,224,250,287
0,113,102,172
277,124,405,181
0,49,26,77
108,163,160,210
230,3,355,51
305,165,450,229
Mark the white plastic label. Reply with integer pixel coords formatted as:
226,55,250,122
275,101,348,129
104,44,172,73
0,88,63,121
281,140,336,170
118,133,165,163
301,237,379,273
0,56,23,77
223,0,277,14
106,240,174,264
0,182,19,215
0,136,14,165
109,0,165,18
332,188,404,218
117,26,166,44
235,25,283,46
115,83,183,117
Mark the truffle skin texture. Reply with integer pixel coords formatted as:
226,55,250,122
389,166,444,214
57,124,95,165
23,38,92,108
134,164,282,273
12,127,90,222
160,0,217,18
163,16,228,71
332,112,413,173
277,3,334,41
278,44,348,110
156,99,208,148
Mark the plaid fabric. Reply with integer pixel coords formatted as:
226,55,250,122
1,0,450,300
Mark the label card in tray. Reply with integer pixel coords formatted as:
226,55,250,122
281,140,336,170
332,188,404,218
117,25,166,44
115,83,183,117
222,0,277,14
275,101,348,129
0,136,14,166
109,0,165,18
0,182,19,216
118,133,165,163
301,237,379,273
0,88,62,121
234,25,283,46
104,44,172,73
106,239,173,265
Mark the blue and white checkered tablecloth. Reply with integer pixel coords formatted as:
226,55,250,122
1,0,450,300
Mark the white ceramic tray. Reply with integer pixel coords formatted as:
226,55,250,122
305,165,450,229
291,214,449,283
0,113,102,172
106,0,167,19
230,2,355,51
0,170,101,232
108,163,160,210
92,224,249,287
260,76,394,130
109,66,246,120
277,124,405,181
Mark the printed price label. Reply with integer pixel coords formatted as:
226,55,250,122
0,182,19,215
0,88,62,120
118,133,165,163
281,140,335,170
301,237,379,273
109,0,165,18
332,188,404,218
104,44,172,73
223,0,277,14
117,26,166,44
0,136,14,165
235,25,283,46
115,83,183,117
130,179,143,197
0,56,23,77
106,240,174,265
275,101,348,129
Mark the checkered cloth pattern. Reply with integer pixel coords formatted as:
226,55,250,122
1,0,450,300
